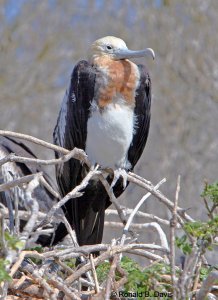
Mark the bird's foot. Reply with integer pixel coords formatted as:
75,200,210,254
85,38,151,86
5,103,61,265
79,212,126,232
110,168,128,190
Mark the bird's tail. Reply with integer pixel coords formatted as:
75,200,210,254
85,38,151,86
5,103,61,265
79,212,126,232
72,191,107,251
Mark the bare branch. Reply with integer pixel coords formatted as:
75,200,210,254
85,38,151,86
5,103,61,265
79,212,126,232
105,254,119,300
48,277,81,300
105,239,117,300
61,216,78,246
0,130,91,167
39,176,60,199
1,130,215,299
98,173,128,225
0,211,7,255
196,271,218,300
90,254,100,294
106,208,176,227
35,166,99,229
9,251,44,278
120,178,166,246
20,261,59,300
65,243,169,285
0,206,47,221
127,173,194,222
0,172,42,192
126,249,165,261
19,179,39,244
0,130,69,154
170,175,180,300
0,149,89,170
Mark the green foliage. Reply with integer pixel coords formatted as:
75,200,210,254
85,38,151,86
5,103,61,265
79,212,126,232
184,217,218,245
120,256,150,294
4,232,24,251
96,260,110,283
176,181,218,255
0,259,11,283
201,181,218,220
98,182,218,298
175,235,192,255
0,231,24,268
28,245,44,253
121,258,173,299
97,257,172,299
201,182,218,205
65,258,76,269
199,266,218,281
0,232,24,283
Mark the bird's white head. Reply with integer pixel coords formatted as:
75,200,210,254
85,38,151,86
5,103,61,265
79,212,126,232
88,36,155,63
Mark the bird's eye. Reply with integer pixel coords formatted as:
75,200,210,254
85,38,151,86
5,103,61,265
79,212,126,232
106,45,112,50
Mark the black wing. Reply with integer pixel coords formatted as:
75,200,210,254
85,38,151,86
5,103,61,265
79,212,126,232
0,135,57,209
53,60,96,196
127,64,151,169
0,136,58,244
53,60,107,246
52,62,152,247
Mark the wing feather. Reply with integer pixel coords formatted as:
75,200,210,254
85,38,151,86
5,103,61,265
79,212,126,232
53,60,105,246
53,60,96,196
127,64,151,169
52,62,152,247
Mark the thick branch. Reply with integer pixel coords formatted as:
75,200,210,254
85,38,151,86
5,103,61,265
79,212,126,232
35,166,99,229
196,271,218,300
0,130,90,167
65,243,169,284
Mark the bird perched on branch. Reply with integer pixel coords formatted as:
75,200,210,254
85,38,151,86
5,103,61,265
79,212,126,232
53,36,155,249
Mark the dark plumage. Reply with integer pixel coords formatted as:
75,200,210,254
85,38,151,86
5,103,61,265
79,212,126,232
0,135,57,243
52,36,153,249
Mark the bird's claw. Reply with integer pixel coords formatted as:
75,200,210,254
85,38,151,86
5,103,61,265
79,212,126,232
110,168,128,190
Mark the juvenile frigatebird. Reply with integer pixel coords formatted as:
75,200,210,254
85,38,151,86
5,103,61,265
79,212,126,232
53,36,155,248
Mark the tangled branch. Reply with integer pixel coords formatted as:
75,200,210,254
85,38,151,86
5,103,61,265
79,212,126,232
0,130,217,300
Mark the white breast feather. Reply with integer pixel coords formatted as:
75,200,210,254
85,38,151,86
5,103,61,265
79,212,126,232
86,100,135,169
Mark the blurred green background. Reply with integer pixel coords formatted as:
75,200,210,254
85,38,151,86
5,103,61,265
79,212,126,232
0,0,217,250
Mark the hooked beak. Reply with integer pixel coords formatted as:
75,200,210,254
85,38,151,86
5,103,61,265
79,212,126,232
114,48,155,60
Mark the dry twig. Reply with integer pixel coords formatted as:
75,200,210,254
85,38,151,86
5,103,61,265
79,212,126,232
196,271,218,300
120,178,166,246
1,130,215,299
90,254,100,294
170,175,180,300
